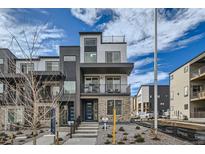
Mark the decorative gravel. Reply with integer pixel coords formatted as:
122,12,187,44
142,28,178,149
96,123,192,145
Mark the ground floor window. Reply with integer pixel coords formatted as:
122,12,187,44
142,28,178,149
107,100,122,115
38,106,51,120
7,108,24,124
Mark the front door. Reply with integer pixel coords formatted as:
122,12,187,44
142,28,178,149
85,101,94,121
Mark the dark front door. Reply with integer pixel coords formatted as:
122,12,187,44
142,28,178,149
85,101,94,121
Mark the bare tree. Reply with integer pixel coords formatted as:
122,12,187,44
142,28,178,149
0,24,69,145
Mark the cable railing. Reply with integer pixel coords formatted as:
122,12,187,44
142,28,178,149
81,84,130,94
102,36,126,43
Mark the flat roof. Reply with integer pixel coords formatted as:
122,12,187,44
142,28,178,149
79,32,102,35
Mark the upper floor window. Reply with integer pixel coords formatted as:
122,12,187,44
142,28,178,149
0,59,3,64
64,56,76,62
20,63,34,73
106,51,121,63
0,83,3,93
184,66,188,73
46,61,59,71
105,76,121,93
84,38,97,63
64,81,76,94
184,86,188,97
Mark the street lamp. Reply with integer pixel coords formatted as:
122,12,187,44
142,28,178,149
154,8,158,137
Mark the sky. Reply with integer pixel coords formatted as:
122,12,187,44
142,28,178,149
1,8,205,95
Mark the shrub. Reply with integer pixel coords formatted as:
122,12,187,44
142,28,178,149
135,137,145,143
58,138,63,142
107,134,113,138
0,132,7,137
104,139,111,144
123,132,128,135
136,126,140,130
117,140,125,144
39,130,44,133
129,141,136,144
123,135,127,141
26,134,32,139
16,131,23,135
134,134,141,139
152,137,161,141
19,139,25,142
141,132,145,134
119,127,125,132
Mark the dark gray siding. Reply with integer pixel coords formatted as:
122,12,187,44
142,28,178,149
60,46,80,118
149,85,170,115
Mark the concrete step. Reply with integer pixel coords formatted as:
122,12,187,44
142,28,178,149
80,124,99,127
78,126,99,130
81,122,99,125
72,133,98,138
75,129,98,134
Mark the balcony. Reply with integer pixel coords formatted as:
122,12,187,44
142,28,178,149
81,84,130,96
190,112,205,118
102,36,126,43
190,65,205,80
191,90,205,101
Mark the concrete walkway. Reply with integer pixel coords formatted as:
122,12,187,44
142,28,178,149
24,132,68,145
63,138,96,145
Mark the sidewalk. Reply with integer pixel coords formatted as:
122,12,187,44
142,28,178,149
63,138,96,145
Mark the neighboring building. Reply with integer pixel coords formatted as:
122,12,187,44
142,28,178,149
170,51,205,122
0,32,134,130
133,85,170,116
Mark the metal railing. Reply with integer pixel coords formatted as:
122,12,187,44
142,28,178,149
190,112,205,118
102,36,126,43
81,84,130,94
191,90,205,100
191,65,205,79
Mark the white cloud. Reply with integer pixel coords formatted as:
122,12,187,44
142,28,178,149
71,8,100,26
71,8,205,58
134,57,153,68
0,9,65,57
128,71,169,94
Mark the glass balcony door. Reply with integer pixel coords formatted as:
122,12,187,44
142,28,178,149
84,77,100,93
105,77,121,93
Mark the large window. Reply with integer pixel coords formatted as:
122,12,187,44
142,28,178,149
184,86,188,97
106,51,120,63
64,56,76,62
0,83,3,93
105,77,121,93
107,100,122,115
46,61,59,71
0,59,3,64
84,38,97,63
84,77,100,93
20,63,34,73
64,81,76,94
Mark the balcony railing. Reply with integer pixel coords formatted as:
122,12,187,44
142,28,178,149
81,84,130,94
191,90,205,100
190,112,205,118
102,36,126,43
191,65,205,79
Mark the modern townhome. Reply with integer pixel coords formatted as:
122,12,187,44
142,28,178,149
132,85,170,116
170,51,205,122
0,32,134,130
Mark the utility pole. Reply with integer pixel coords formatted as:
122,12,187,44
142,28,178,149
154,8,158,137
